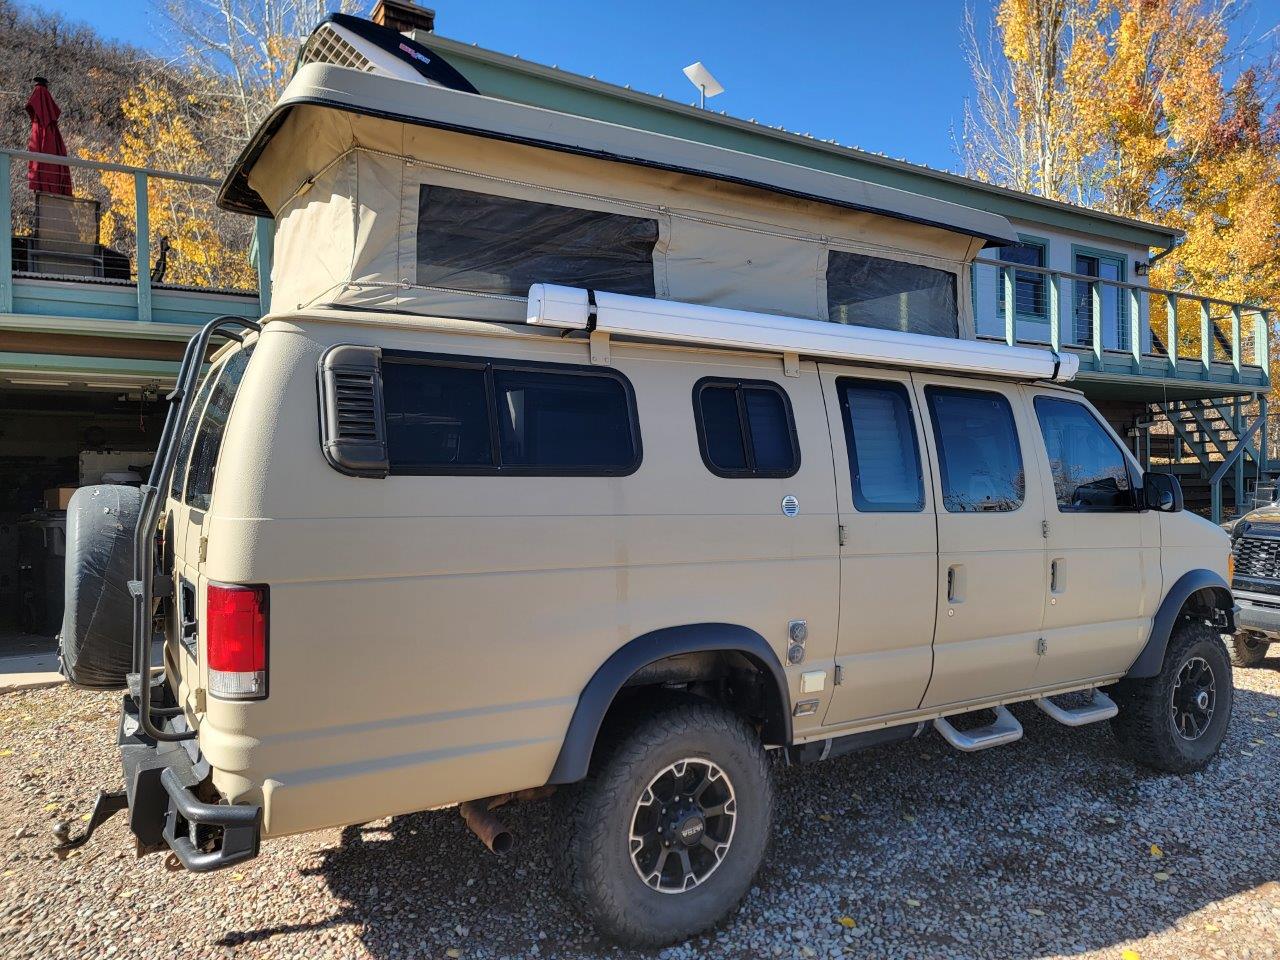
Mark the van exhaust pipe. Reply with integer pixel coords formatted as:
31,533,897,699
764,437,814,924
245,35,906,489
459,800,514,855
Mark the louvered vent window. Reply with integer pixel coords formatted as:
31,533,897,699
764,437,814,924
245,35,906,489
837,378,924,512
320,345,389,477
298,24,377,72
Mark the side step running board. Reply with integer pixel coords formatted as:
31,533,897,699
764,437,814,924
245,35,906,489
933,706,1023,752
1034,689,1118,727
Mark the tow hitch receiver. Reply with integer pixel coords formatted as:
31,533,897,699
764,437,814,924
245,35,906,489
52,789,129,858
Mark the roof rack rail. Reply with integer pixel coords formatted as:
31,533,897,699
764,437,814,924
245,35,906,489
526,284,1079,384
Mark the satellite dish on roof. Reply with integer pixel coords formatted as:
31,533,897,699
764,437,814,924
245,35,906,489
682,61,724,109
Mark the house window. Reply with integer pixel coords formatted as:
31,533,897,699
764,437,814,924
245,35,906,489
693,378,800,478
1073,251,1127,350
416,185,658,298
992,239,1048,323
826,251,958,338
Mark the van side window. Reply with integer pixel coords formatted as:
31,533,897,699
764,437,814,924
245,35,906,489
925,386,1024,513
416,185,658,298
693,378,799,478
170,362,221,500
1033,396,1135,511
382,355,641,476
184,345,255,511
837,379,924,512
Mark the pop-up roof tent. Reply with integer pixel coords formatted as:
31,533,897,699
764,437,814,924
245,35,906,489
220,23,1019,339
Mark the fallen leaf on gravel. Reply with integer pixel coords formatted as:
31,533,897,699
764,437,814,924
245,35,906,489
445,950,461,959
903,814,916,824
818,813,832,822
838,916,857,928
1267,711,1278,718
80,813,90,822
1253,739,1266,746
43,803,58,811
905,898,921,907
1028,908,1045,916
1205,923,1219,933
1122,950,1141,960
1154,872,1170,882
1241,751,1254,757
0,748,12,757
230,873,244,881
1104,816,1117,824
1150,844,1163,858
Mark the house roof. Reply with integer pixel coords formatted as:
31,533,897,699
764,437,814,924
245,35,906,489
421,31,1182,252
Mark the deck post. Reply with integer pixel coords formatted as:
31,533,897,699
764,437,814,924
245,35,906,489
1091,281,1103,365
1234,397,1245,511
1231,304,1243,382
0,153,11,314
1166,294,1178,371
1129,287,1142,371
1049,273,1061,353
134,172,151,323
1002,266,1015,347
1260,309,1273,389
1199,299,1212,377
254,216,273,314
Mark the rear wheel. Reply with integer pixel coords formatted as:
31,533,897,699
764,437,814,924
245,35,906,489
1111,619,1233,773
1229,634,1271,668
561,695,772,946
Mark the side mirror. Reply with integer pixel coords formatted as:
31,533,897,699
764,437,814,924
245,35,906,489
1142,471,1183,513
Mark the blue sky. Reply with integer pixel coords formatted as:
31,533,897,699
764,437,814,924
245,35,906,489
40,0,1280,172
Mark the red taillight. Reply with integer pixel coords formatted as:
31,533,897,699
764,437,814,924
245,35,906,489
206,583,268,700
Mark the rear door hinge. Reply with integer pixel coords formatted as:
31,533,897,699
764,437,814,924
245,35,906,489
1036,637,1047,656
838,524,848,547
198,536,208,563
1041,520,1050,539
833,664,844,686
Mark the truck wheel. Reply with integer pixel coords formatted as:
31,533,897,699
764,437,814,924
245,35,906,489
1111,619,1233,773
1229,634,1270,668
561,695,773,946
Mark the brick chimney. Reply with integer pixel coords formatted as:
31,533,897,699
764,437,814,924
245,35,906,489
371,0,436,34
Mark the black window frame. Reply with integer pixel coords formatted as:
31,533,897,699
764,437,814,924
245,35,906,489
381,350,643,478
924,385,1026,514
692,377,801,479
1032,394,1141,514
836,377,925,513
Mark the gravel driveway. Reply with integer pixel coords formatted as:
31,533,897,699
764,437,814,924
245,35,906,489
4,660,1280,960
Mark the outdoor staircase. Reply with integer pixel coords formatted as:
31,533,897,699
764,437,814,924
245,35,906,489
1146,397,1272,521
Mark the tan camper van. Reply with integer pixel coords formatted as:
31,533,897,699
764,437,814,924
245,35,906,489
57,24,1236,948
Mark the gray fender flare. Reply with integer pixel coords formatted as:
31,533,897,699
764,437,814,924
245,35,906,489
1125,569,1234,679
545,623,791,785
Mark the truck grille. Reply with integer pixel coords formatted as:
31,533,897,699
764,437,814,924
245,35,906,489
1234,535,1280,582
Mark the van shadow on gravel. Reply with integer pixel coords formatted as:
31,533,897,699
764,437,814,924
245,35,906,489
223,666,1280,960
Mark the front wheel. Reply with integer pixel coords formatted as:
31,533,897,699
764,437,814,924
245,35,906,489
1111,619,1233,773
560,695,773,946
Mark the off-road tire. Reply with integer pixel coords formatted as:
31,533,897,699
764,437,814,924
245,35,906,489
1110,619,1233,773
560,694,773,946
1229,634,1271,668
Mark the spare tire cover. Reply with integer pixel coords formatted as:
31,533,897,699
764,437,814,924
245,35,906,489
59,484,142,688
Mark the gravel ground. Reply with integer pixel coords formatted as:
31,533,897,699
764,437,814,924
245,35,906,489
4,659,1280,960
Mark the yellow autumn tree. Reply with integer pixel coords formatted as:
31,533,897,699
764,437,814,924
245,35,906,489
80,78,256,292
967,0,1280,372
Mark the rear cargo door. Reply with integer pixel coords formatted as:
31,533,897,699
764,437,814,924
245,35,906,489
817,364,938,725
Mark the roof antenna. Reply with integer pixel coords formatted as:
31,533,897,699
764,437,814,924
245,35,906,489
682,61,724,109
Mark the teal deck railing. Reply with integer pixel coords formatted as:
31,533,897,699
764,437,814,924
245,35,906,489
0,148,270,327
972,256,1272,393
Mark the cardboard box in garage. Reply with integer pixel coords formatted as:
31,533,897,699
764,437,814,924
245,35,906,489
43,486,77,511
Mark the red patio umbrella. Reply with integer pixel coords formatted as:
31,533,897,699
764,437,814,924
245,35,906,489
26,77,72,195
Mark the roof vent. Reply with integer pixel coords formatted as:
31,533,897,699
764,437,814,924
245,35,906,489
319,345,389,478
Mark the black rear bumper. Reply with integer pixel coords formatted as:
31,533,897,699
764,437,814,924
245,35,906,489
119,695,261,872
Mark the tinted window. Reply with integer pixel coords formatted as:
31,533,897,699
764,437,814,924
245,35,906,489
926,387,1024,513
838,379,924,512
170,364,221,500
383,355,639,475
184,346,255,511
383,360,492,470
827,251,959,338
1034,396,1134,511
416,185,658,298
694,379,799,478
494,369,635,469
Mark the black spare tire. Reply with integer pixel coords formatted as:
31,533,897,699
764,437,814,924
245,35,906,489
59,484,142,688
